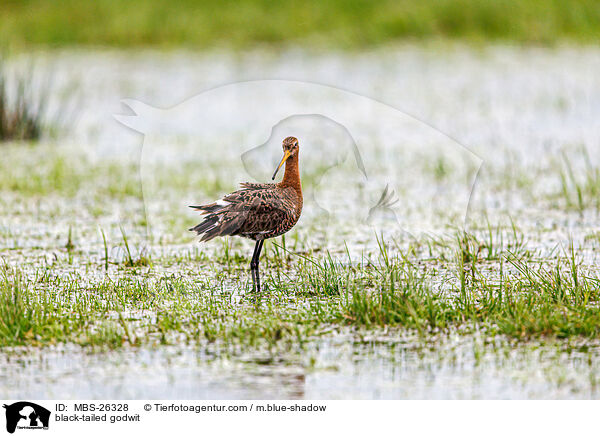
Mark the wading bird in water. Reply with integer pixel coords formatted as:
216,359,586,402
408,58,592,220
190,137,303,292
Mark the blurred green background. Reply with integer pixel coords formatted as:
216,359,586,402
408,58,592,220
1,0,600,49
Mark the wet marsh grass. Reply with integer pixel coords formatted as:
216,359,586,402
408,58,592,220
2,146,600,358
2,229,600,351
3,52,600,399
0,58,46,142
119,226,151,268
558,149,600,213
0,149,142,199
0,55,77,143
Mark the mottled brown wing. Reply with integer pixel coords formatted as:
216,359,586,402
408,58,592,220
190,183,297,241
235,192,296,237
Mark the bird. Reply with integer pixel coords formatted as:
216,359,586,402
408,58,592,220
189,136,303,292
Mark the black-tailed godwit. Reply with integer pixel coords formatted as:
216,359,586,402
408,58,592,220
190,136,303,292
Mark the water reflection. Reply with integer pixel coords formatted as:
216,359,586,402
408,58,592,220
1,333,598,399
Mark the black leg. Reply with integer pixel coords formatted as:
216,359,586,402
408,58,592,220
250,239,264,292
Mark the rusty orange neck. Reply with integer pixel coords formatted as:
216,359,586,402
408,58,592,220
279,153,302,199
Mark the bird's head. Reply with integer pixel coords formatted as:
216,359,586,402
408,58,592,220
272,136,299,180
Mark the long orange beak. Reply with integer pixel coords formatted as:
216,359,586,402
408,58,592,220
272,150,292,180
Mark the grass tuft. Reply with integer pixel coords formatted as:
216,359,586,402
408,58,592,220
558,148,600,212
339,241,600,339
0,57,47,142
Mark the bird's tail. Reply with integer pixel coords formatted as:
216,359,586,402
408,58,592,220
189,202,246,242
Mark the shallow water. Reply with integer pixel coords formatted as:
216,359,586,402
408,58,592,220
2,45,600,399
6,45,600,248
2,334,599,399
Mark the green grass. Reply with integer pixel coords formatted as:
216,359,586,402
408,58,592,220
341,241,600,338
0,268,92,347
1,0,600,49
0,56,47,141
2,143,600,353
0,146,143,200
2,231,600,350
558,148,600,213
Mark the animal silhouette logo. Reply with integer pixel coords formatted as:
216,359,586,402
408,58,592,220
3,402,50,434
114,80,482,244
